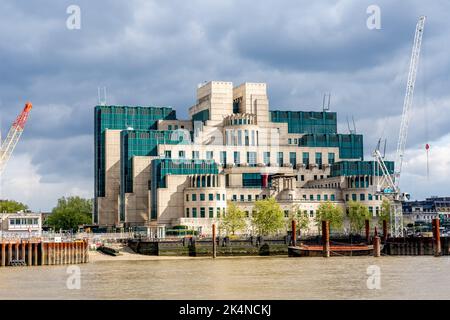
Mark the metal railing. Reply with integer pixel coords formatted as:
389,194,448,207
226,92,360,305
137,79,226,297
0,231,136,243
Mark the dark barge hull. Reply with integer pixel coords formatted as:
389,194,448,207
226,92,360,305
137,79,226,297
288,244,381,257
97,246,120,256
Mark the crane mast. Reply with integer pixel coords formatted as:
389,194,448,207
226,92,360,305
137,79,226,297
373,16,425,238
395,16,426,187
0,102,33,176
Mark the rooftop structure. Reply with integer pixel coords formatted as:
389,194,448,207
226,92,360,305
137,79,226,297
0,212,42,239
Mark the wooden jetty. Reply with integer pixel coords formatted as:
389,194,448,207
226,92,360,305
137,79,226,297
288,243,381,257
0,240,89,267
289,219,382,257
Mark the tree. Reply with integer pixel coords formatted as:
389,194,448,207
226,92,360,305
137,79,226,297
379,199,391,227
252,197,285,236
288,207,311,237
315,201,344,233
221,201,247,235
0,200,28,213
46,196,92,232
347,201,371,234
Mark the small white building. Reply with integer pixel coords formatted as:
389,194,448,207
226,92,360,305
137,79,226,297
0,212,42,238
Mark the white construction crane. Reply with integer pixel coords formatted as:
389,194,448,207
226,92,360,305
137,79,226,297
0,102,33,176
373,16,425,238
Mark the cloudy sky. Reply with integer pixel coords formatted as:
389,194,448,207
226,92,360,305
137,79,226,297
0,0,449,211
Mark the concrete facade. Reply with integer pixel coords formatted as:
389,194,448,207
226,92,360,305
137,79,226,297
95,81,393,235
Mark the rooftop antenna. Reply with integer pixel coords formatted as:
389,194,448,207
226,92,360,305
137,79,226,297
346,116,352,134
98,87,107,106
322,93,331,111
346,116,356,134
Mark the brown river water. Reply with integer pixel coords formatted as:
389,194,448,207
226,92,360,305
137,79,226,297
0,256,449,299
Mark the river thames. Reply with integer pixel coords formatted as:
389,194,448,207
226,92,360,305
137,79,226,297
1,256,449,299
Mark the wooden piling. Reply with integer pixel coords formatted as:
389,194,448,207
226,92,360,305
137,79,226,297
49,243,54,265
291,220,297,247
15,242,19,261
7,243,12,265
433,218,441,257
19,242,22,260
49,242,53,265
382,220,388,242
75,242,79,263
373,236,381,257
85,241,88,262
33,243,38,266
365,219,370,243
212,224,217,259
27,242,32,266
322,220,330,258
1,243,5,266
58,243,62,264
55,243,59,264
81,241,85,263
42,242,47,265
85,240,89,263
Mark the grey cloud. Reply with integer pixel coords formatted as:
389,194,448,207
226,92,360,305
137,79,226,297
0,0,449,209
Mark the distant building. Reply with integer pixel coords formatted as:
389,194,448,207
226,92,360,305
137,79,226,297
94,81,394,236
0,212,42,238
403,197,450,222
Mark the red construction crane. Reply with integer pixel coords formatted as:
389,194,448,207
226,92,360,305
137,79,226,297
0,102,33,175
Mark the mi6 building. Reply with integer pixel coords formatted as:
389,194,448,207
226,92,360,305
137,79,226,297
94,81,393,236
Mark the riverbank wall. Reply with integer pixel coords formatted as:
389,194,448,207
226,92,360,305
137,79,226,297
383,237,450,255
128,235,450,257
128,237,290,256
0,240,89,267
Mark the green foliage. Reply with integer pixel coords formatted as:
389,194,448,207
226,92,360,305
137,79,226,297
0,200,28,213
288,207,311,236
315,201,344,233
347,201,371,234
46,196,92,232
252,197,285,236
221,201,247,235
379,199,391,227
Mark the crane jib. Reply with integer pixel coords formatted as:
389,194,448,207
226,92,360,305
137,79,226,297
0,102,32,175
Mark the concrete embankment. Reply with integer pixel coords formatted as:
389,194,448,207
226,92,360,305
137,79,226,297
383,236,450,255
127,237,290,257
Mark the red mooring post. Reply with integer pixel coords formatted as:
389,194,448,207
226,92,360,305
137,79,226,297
212,224,217,259
291,220,297,247
382,220,388,243
433,218,441,257
365,219,370,243
373,236,381,257
27,241,32,266
322,220,330,258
